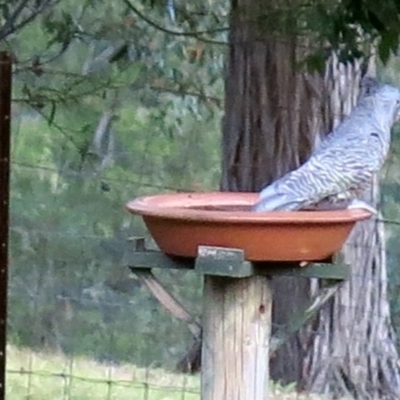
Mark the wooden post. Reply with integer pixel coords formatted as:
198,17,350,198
201,275,271,400
0,52,12,400
125,241,349,396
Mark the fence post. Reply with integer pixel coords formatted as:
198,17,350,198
0,51,12,400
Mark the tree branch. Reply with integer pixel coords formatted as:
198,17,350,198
148,84,222,106
0,0,60,41
0,0,31,39
120,0,228,38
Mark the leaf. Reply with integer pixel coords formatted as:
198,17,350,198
378,29,400,64
0,2,10,21
304,52,327,74
48,101,57,126
109,43,129,63
367,10,385,32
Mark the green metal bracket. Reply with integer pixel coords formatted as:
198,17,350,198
123,238,350,281
195,246,251,278
123,237,350,360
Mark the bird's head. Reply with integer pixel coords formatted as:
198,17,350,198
359,76,400,127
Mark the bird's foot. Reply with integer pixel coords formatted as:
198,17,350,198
347,199,377,214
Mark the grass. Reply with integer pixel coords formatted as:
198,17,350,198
6,345,327,399
7,345,199,400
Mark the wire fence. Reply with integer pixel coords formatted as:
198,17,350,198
8,149,205,400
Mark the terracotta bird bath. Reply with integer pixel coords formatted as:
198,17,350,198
125,191,373,400
126,192,372,262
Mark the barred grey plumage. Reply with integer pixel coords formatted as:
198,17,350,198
253,77,400,213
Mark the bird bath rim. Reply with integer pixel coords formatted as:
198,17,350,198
126,192,372,224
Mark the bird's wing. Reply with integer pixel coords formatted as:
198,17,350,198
254,135,379,212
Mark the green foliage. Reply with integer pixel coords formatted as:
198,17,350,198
9,107,215,366
7,0,222,369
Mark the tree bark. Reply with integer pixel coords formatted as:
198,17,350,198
304,201,400,399
221,0,400,397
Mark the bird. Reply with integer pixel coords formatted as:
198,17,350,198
252,77,400,214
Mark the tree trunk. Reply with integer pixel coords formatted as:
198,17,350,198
221,0,400,397
304,185,400,399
